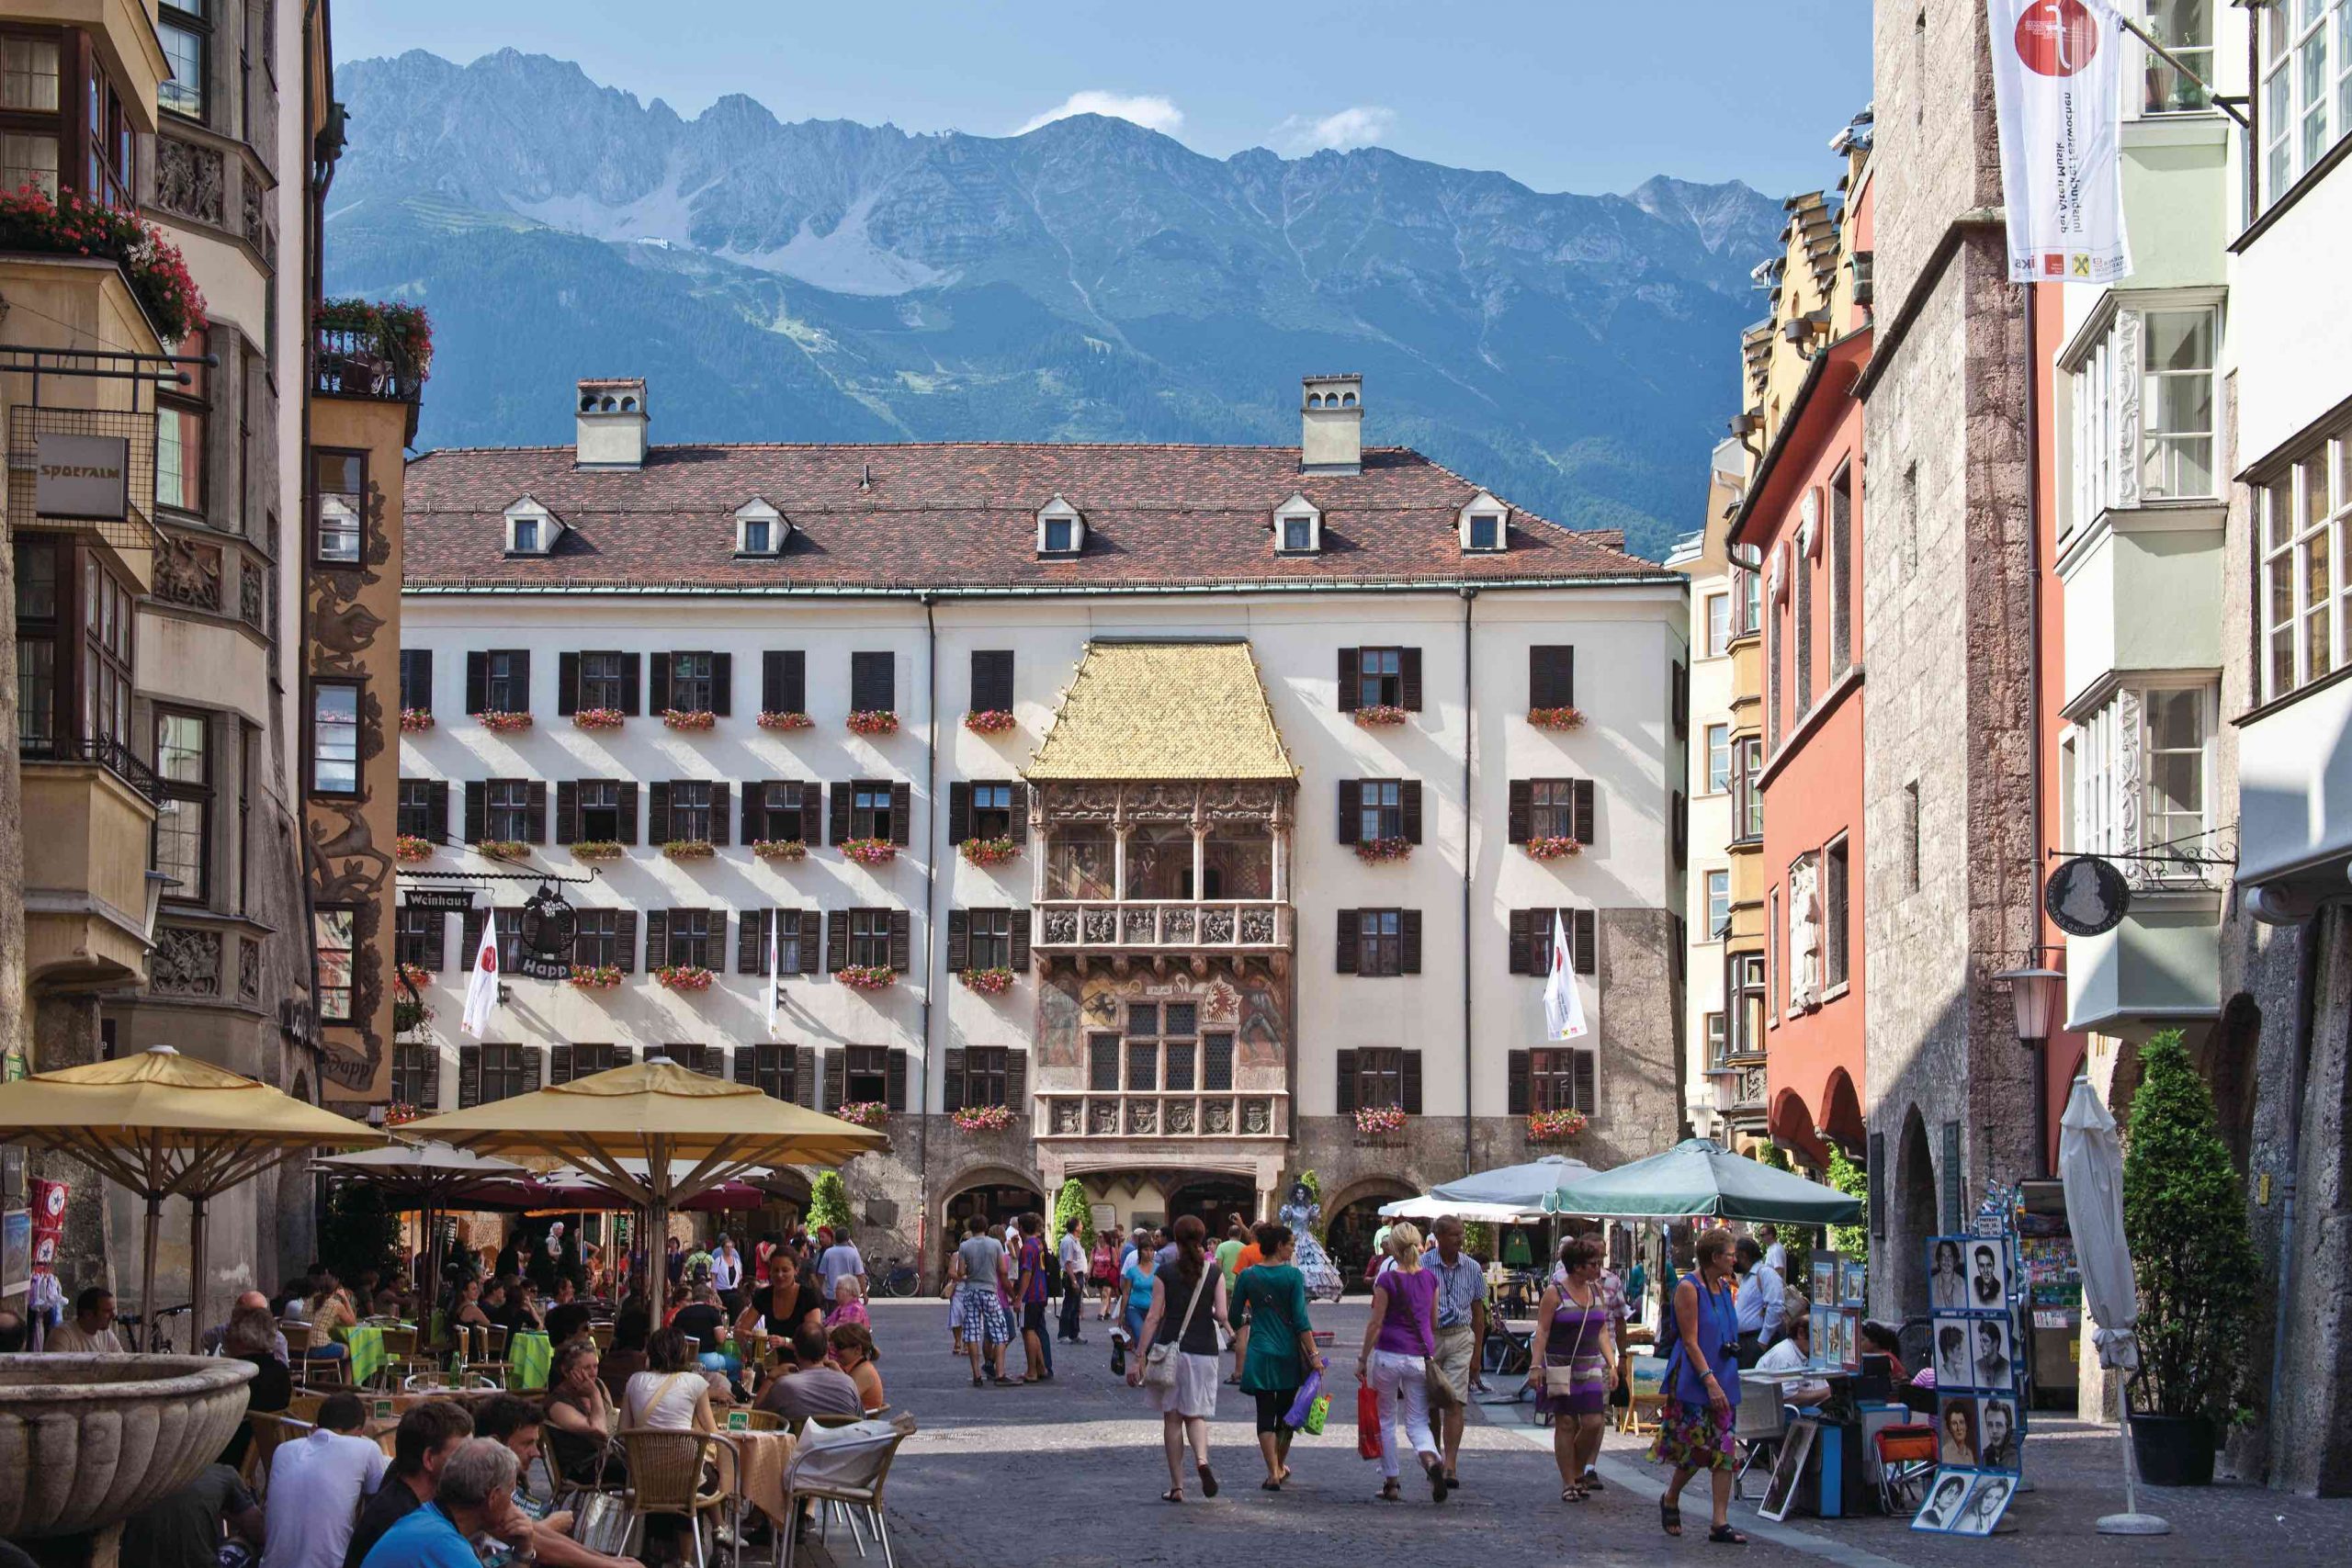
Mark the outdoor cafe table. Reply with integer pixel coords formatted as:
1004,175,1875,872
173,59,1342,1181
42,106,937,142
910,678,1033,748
508,1329,553,1390
718,1423,799,1527
339,1323,389,1386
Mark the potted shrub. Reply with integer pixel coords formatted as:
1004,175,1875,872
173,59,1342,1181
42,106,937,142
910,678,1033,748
571,840,625,861
838,964,897,991
2122,1029,2257,1486
1527,705,1586,730
1351,703,1409,728
392,834,434,863
1523,835,1581,861
476,710,532,732
959,966,1016,996
572,707,626,730
1353,836,1411,863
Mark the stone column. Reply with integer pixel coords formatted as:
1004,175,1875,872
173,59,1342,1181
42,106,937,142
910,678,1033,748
1031,824,1049,902
1190,826,1206,904
1113,825,1130,902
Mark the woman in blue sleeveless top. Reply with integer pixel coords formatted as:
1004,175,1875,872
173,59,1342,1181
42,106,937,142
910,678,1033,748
1649,1226,1746,1544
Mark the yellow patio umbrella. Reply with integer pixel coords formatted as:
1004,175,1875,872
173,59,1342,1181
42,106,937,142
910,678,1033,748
400,1056,887,1298
0,1045,388,1339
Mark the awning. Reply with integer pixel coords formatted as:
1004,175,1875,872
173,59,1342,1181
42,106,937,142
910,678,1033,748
1025,640,1297,782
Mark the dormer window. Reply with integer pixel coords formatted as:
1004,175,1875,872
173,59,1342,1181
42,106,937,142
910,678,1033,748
503,496,561,557
735,498,786,557
1274,491,1322,554
1037,496,1084,557
514,517,540,552
1458,491,1507,553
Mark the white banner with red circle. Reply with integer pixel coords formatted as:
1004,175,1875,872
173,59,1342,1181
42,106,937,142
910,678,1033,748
1988,0,2132,284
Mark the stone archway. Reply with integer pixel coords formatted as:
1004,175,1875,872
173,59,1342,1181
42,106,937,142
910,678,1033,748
1768,1087,1829,1170
1322,1175,1415,1291
1894,1106,1938,1323
1820,1068,1867,1152
936,1164,1045,1267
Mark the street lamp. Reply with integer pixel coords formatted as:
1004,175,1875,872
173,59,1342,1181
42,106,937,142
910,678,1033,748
1996,964,2065,1179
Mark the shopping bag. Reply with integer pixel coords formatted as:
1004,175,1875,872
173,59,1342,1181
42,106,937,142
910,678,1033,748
1302,1393,1330,1436
1356,1381,1384,1461
1284,1369,1323,1430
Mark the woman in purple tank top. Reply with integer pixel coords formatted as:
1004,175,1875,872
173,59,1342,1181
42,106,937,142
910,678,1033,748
1352,1222,1449,1504
1526,1235,1619,1503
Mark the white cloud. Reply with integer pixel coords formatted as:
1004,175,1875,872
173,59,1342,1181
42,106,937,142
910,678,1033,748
1277,106,1397,153
1016,91,1185,137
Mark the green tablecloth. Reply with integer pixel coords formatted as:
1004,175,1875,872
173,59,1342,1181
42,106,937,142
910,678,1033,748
340,1324,387,1385
509,1330,552,1391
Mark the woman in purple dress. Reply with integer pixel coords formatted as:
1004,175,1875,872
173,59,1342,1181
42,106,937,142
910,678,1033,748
1526,1235,1619,1502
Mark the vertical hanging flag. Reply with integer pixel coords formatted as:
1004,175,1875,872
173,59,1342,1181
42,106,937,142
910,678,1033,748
765,911,780,1039
462,911,501,1037
1544,910,1588,1042
1988,0,2132,283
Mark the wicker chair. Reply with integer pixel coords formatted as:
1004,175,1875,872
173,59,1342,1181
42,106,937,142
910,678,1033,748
286,1390,327,1425
616,1427,735,1568
239,1414,312,1497
376,1325,418,1364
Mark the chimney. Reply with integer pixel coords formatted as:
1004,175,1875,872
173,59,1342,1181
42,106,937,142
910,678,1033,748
1300,374,1363,475
575,378,649,469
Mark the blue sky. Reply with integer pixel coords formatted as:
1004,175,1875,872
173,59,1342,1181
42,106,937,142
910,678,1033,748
335,0,1874,197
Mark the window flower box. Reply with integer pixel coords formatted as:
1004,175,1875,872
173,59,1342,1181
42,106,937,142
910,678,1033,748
841,838,897,867
475,710,533,732
572,707,626,730
571,840,626,861
385,1101,421,1129
569,964,622,989
1354,836,1412,863
837,964,897,991
959,965,1017,996
835,1100,889,1128
1351,704,1410,728
396,963,435,991
846,709,899,736
757,710,815,731
964,709,1017,735
662,840,717,860
393,834,435,863
478,839,530,862
0,186,209,339
1523,836,1582,861
952,1103,1014,1133
400,708,435,733
1353,1104,1408,1135
662,708,717,731
1526,1109,1589,1144
654,964,716,992
959,836,1020,867
752,839,808,861
1527,706,1586,731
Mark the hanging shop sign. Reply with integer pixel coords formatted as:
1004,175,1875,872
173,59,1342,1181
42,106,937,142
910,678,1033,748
34,433,130,521
404,888,479,915
514,884,577,980
2043,853,2130,937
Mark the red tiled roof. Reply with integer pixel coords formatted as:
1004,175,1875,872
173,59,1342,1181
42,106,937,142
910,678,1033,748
401,442,1668,591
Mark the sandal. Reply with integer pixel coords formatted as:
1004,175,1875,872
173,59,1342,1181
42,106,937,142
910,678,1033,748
970,1373,984,1387
1261,1479,1283,1492
1660,1497,1683,1537
1425,1461,1448,1503
1198,1465,1218,1497
1377,1481,1402,1502
1161,1488,1183,1504
1561,1485,1586,1504
1709,1525,1748,1546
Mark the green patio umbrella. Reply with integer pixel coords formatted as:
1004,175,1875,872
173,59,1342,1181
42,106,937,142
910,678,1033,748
1547,1138,1861,1225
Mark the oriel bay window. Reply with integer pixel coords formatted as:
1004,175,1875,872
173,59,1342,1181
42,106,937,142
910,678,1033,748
0,31,134,204
2070,305,2217,529
2262,0,2352,202
1334,1047,1423,1113
310,682,360,796
85,558,134,754
155,354,204,515
153,708,209,902
2072,682,2215,877
314,907,356,1023
2258,421,2351,702
157,2,208,120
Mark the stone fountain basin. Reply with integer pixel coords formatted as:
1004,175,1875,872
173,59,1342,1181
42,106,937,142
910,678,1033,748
0,1354,256,1540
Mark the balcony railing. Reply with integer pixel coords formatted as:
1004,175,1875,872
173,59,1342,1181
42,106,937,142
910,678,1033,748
1032,899,1292,953
1038,1091,1287,1140
21,733,162,804
312,323,424,403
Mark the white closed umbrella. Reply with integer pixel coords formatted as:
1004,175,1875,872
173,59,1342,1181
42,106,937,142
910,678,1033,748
2058,1075,2167,1536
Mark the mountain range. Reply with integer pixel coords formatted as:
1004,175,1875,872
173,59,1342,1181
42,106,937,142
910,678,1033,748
324,50,1788,559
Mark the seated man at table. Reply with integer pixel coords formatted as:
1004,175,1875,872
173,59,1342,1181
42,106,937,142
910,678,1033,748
262,1393,384,1568
1754,1302,1833,1406
754,1325,865,1422
469,1396,636,1568
344,1399,476,1568
357,1438,516,1568
203,1289,291,1361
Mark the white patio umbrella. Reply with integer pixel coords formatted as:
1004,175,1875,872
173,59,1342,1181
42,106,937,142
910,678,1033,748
2058,1075,2168,1536
1375,1196,1549,1224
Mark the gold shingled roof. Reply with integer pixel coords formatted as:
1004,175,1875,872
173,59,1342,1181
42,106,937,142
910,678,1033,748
1025,640,1298,782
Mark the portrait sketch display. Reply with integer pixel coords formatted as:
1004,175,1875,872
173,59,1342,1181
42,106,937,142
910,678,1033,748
1928,1237,1970,1310
1969,1317,2015,1392
1976,1397,2022,1471
1760,1416,1816,1522
1937,1394,1982,1466
1951,1473,2015,1536
1966,1238,2010,1310
1913,1468,1974,1532
1931,1314,1977,1389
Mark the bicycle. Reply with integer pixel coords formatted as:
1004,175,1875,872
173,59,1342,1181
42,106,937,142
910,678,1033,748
117,1302,194,1355
873,1257,921,1298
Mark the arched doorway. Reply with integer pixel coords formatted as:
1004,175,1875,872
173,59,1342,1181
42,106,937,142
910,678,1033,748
1895,1107,1938,1323
1323,1179,1413,1292
1165,1176,1256,1232
940,1168,1044,1273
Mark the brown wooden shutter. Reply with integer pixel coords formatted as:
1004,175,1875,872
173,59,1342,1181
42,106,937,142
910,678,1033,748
886,1049,908,1111
742,782,765,843
972,649,1014,712
888,908,911,972
405,649,433,715
1336,780,1360,844
948,783,971,845
614,910,637,974
828,783,851,845
1009,909,1032,971
825,910,848,973
1507,1050,1531,1115
821,1049,845,1111
762,650,797,714
1573,908,1597,976
1507,779,1532,843
1010,784,1029,845
1531,645,1575,708
428,780,450,840
621,652,642,716
1005,1050,1027,1114
555,780,578,844
465,652,486,716
1672,659,1688,739
616,783,639,845
1673,790,1688,868
646,782,672,844
1337,648,1360,712
1573,779,1596,846
550,1043,574,1086
532,1048,548,1089
1401,1051,1424,1114
421,910,447,971
889,783,911,846
1400,908,1422,975
559,652,580,716
1399,647,1423,710
458,1044,481,1108
798,788,824,847
510,652,530,713
795,1044,818,1108
739,908,767,974
945,909,969,970
526,782,548,843
649,652,672,713
1335,1050,1359,1112
710,652,732,716
1335,909,1359,974
942,1047,967,1113
709,784,731,847
644,909,669,971
464,781,486,843
1402,779,1423,844
1508,908,1532,976
1572,1051,1597,1113
703,908,728,971
460,908,487,968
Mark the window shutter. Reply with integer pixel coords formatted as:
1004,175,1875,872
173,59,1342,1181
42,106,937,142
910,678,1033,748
886,1049,908,1111
1010,784,1030,845
1400,909,1422,975
825,910,849,973
1402,779,1423,844
851,651,893,712
465,651,486,716
1337,780,1360,845
421,910,446,971
511,652,530,713
1508,908,1532,976
1009,909,1032,971
460,908,486,967
742,783,765,844
799,788,824,848
1672,790,1688,868
946,909,969,970
614,910,637,974
703,908,728,971
649,652,672,714
550,1043,574,1086
617,783,639,845
763,650,806,714
1573,779,1596,846
972,649,1014,713
1572,1051,1597,1113
428,780,450,840
621,652,642,716
406,649,433,715
1401,1051,1424,1114
1573,909,1597,976
943,1047,967,1114
890,783,911,846
1336,909,1359,974
821,1049,846,1111
948,783,971,845
709,784,730,846
795,1045,818,1108
1672,659,1689,739
644,909,669,972
1399,647,1424,710
647,782,673,844
1507,1051,1531,1115
1335,1050,1359,1113
458,1045,481,1109
1507,780,1532,844
559,652,580,716
1337,648,1360,712
1531,645,1576,709
828,783,851,845
710,652,732,716
739,908,767,974
526,782,548,843
464,781,486,844
555,781,578,845
889,908,911,972
1005,1050,1028,1114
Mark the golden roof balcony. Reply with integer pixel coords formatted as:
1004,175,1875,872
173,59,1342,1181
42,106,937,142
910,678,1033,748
21,735,163,994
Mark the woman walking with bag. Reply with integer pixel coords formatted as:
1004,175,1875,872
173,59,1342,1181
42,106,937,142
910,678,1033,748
1526,1236,1620,1503
1652,1227,1746,1545
1233,1220,1325,1491
1354,1221,1448,1504
1125,1213,1230,1502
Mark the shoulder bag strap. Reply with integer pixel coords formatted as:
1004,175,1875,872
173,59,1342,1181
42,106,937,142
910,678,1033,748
1170,1263,1215,1346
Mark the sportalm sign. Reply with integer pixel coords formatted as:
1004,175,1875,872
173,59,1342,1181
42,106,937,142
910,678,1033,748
34,434,130,521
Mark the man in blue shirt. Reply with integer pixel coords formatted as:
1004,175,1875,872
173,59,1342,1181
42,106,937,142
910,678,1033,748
360,1438,516,1568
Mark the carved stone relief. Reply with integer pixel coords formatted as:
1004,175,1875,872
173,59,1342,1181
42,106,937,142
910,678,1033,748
151,926,223,997
153,135,225,225
153,537,223,612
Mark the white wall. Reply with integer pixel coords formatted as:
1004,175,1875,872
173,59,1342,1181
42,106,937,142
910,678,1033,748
1680,561,1735,1116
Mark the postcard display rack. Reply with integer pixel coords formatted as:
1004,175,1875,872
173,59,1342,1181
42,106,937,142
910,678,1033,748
1913,1219,2027,1538
2013,1179,2081,1404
